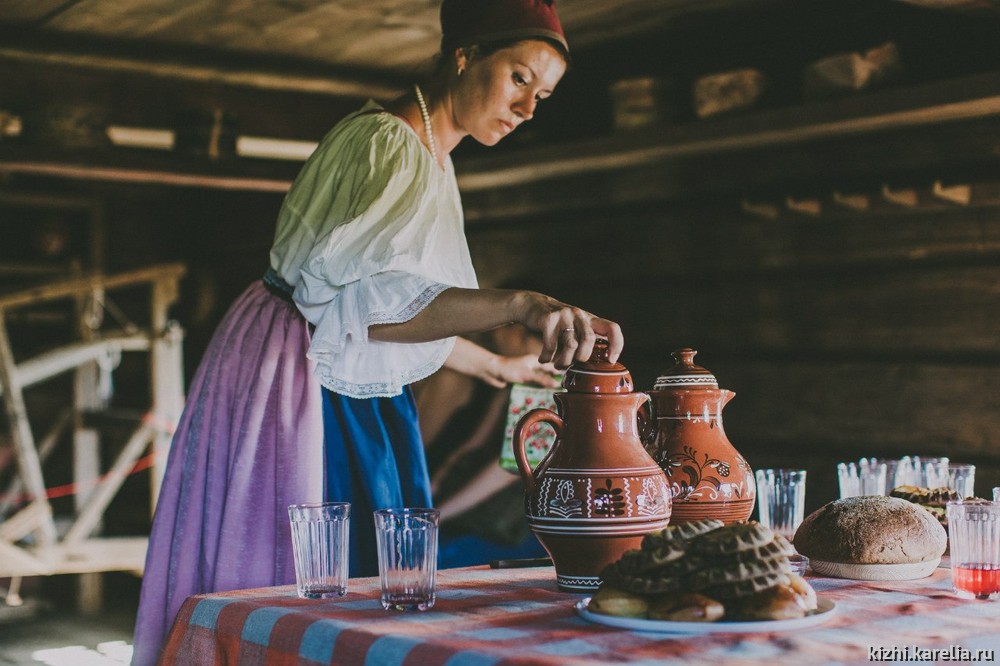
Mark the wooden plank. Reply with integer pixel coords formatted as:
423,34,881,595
0,542,49,577
0,314,57,547
1,334,150,393
576,265,1000,356
0,29,406,99
457,71,1000,194
0,409,71,518
63,424,155,546
0,0,69,22
0,158,295,193
460,117,1000,221
0,537,148,577
56,536,149,575
0,501,51,543
0,263,185,311
893,0,1000,15
468,200,1000,286
468,226,1000,438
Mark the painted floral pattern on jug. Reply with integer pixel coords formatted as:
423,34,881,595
665,445,754,501
593,479,626,517
545,479,584,518
532,473,671,520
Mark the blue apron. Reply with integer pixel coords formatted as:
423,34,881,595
321,386,433,577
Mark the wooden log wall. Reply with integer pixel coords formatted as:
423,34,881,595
464,175,1000,515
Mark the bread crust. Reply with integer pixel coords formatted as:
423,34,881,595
793,496,946,564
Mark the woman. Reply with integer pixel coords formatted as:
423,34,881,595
132,0,623,663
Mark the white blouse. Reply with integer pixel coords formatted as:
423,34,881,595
269,101,478,399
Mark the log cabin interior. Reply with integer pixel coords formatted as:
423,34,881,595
1,0,999,626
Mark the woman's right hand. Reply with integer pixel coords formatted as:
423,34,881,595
511,291,624,369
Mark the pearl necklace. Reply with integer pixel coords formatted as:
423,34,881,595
413,84,439,166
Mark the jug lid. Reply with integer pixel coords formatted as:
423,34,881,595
562,339,634,394
652,348,719,390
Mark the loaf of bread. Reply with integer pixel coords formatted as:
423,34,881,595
793,496,946,564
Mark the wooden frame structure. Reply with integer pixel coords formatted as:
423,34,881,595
0,263,185,586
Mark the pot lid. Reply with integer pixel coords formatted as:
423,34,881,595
562,338,634,394
653,348,719,390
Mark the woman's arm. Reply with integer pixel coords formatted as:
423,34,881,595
436,464,521,522
443,337,558,389
368,287,623,368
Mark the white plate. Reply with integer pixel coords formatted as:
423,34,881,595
575,597,837,634
808,558,939,581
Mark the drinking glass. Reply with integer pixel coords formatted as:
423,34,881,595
755,469,808,574
993,487,999,502
926,463,976,498
861,456,949,492
837,460,887,498
288,502,350,599
946,500,1000,600
374,508,439,611
905,456,950,489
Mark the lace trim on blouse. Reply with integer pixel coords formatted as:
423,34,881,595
364,282,450,326
310,282,454,399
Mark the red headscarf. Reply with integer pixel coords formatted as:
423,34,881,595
440,0,568,54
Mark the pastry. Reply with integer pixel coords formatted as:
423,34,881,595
785,572,817,611
592,521,820,621
647,592,724,622
726,582,806,620
690,554,792,590
702,571,787,600
690,521,774,556
640,518,725,550
588,586,649,617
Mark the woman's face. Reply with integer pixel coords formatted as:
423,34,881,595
452,40,567,146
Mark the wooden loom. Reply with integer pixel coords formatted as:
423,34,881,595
0,263,185,610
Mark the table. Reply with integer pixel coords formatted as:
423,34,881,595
161,565,1000,665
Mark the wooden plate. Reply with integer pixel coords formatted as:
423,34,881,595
808,558,940,580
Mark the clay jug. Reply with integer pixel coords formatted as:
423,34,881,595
513,340,672,592
645,348,755,524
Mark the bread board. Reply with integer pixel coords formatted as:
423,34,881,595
808,558,940,581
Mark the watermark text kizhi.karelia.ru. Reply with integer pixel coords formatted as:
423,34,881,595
870,645,995,662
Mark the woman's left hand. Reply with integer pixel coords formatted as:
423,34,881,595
482,352,559,389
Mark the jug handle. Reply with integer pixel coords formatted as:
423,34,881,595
513,408,563,497
637,393,656,447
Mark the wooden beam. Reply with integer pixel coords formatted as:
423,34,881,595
0,40,405,100
457,82,1000,192
0,159,294,192
0,409,71,519
2,334,150,393
0,315,57,547
0,263,186,311
0,537,149,577
63,424,155,546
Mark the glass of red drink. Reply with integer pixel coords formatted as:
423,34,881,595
947,500,1000,600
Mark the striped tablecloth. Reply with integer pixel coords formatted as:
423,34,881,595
160,565,1000,665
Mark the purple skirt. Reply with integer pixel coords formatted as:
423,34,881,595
131,281,323,666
